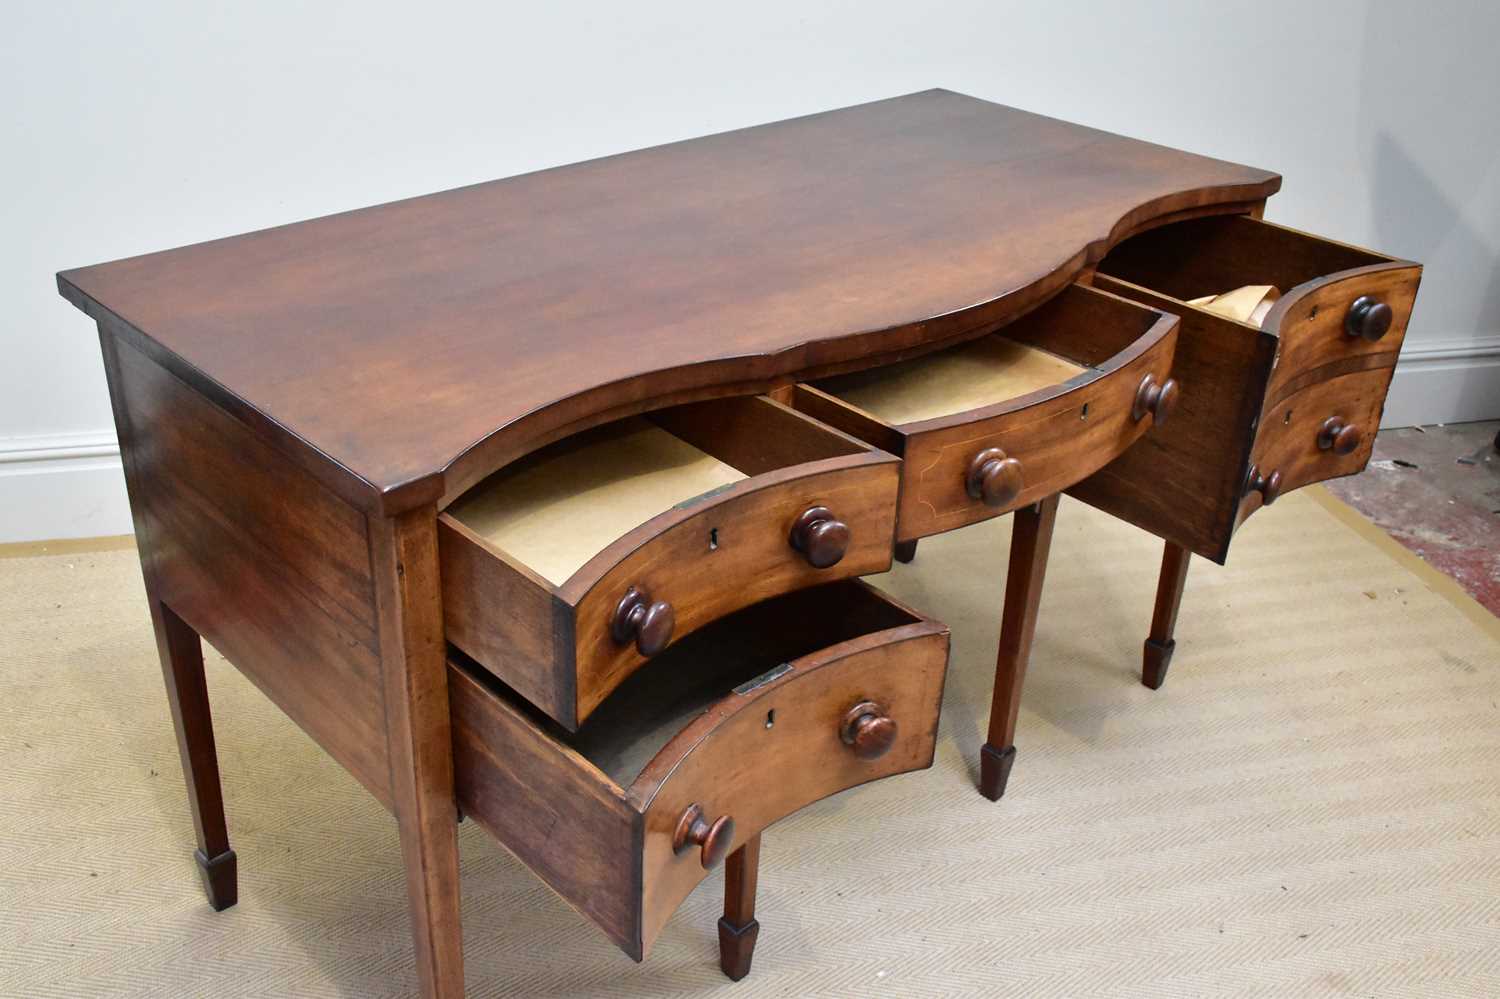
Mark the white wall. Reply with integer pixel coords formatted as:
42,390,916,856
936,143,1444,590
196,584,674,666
4,0,1498,541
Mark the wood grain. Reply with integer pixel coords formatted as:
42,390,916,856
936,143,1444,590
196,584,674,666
1238,368,1396,524
104,333,392,804
447,664,643,957
979,495,1060,801
57,90,1279,515
449,579,947,962
635,613,948,953
1069,274,1276,563
439,397,901,730
370,508,464,998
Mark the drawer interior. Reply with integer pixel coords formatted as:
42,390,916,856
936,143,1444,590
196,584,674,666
807,282,1162,427
1098,214,1388,309
446,396,868,585
448,575,945,960
460,580,926,788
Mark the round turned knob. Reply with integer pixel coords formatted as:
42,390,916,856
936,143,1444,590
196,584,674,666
788,505,851,569
839,700,898,760
1345,295,1392,342
965,447,1024,508
1132,374,1181,426
672,803,734,869
1243,463,1283,506
610,586,674,656
1317,416,1362,456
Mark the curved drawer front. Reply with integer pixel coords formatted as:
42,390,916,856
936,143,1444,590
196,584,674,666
794,281,1181,543
635,619,949,952
569,457,899,722
893,330,1175,539
440,395,899,730
448,579,949,962
1096,213,1420,404
1238,367,1393,523
1261,263,1420,406
1075,213,1421,561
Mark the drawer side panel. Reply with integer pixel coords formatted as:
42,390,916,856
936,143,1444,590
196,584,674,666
1069,277,1277,563
448,665,642,958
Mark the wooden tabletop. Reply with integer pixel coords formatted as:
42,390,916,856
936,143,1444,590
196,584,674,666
58,89,1279,514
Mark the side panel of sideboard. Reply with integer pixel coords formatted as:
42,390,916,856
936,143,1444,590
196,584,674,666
102,331,393,805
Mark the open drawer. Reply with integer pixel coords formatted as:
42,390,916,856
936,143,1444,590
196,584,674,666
1070,213,1421,562
449,579,949,961
791,282,1180,541
1094,213,1420,404
438,395,899,730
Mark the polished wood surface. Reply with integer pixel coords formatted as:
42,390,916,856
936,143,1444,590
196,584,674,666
796,283,1180,541
58,90,1278,516
371,508,465,999
671,803,735,870
440,397,900,729
1069,274,1276,563
980,495,1060,801
71,92,1433,993
153,600,237,911
1073,215,1419,563
1071,211,1420,697
718,835,762,981
1142,542,1192,690
1238,368,1394,523
448,580,948,961
102,329,393,804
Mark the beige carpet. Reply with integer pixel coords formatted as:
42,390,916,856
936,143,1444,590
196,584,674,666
2,489,1498,998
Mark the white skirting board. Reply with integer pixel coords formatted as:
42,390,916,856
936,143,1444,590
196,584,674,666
3,338,1497,543
1381,336,1500,429
0,432,132,543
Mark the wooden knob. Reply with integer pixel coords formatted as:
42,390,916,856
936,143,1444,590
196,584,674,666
672,803,734,869
788,506,850,569
840,700,897,760
1132,374,1180,426
610,586,674,656
1345,295,1392,342
1317,417,1362,456
1243,464,1283,506
965,447,1024,508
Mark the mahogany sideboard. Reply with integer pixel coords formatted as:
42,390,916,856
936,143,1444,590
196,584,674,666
56,90,1415,996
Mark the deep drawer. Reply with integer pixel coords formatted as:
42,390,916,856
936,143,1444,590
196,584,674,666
1070,213,1421,562
1096,213,1421,403
448,580,950,960
791,282,1180,541
439,395,899,729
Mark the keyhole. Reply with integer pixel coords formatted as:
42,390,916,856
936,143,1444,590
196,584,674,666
765,709,775,729
1080,403,1090,420
709,527,719,551
1284,409,1293,425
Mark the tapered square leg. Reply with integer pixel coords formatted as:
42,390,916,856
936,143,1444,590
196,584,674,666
718,834,762,981
893,539,918,564
151,600,237,911
981,495,1059,801
1143,542,1191,690
372,509,465,999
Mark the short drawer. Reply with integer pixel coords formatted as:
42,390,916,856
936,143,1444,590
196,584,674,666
791,282,1179,542
1097,213,1421,401
449,580,949,961
1238,366,1393,522
439,395,899,730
